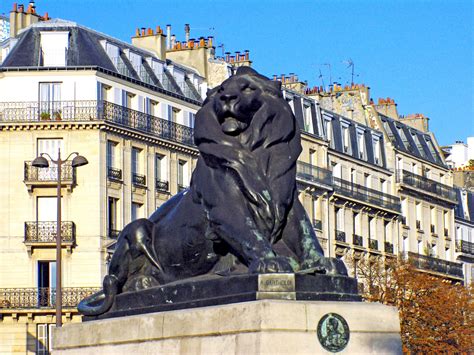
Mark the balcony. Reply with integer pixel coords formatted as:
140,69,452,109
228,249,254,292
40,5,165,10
132,173,146,188
406,252,464,280
353,234,364,247
332,177,401,213
312,219,322,231
384,241,394,254
396,170,457,204
156,179,169,193
456,240,474,255
335,230,346,243
0,100,195,147
24,161,75,192
107,167,122,182
0,287,100,309
296,162,333,189
24,221,75,254
369,239,379,250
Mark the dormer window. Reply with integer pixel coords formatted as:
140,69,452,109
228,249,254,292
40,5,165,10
357,129,365,160
373,135,382,165
341,123,350,154
40,31,69,66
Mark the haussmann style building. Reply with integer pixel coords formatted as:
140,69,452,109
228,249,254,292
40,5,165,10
0,3,469,354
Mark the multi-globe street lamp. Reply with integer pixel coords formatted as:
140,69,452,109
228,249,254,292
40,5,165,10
32,149,88,327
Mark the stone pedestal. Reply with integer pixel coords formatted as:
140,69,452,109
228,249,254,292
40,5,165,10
53,300,402,354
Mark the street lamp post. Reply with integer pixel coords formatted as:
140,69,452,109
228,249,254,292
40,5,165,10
32,149,88,327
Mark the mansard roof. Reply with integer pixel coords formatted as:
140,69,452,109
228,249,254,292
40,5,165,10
455,188,474,224
379,114,445,167
1,19,203,103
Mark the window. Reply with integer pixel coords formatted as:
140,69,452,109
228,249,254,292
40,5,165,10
341,125,350,153
108,197,118,237
430,207,436,234
324,118,333,145
178,160,189,188
351,169,356,185
416,202,422,230
373,136,382,165
309,149,317,166
403,237,409,253
37,261,56,307
131,147,142,175
37,324,55,355
39,82,61,118
40,31,69,67
303,104,312,132
37,197,58,222
155,154,167,182
106,141,118,168
336,208,344,232
357,130,365,159
411,163,418,174
131,202,142,221
168,106,181,123
380,179,387,194
353,213,360,236
364,173,371,189
332,162,341,179
396,157,403,171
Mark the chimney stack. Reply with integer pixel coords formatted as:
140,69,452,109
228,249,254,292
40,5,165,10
184,23,190,42
166,24,171,49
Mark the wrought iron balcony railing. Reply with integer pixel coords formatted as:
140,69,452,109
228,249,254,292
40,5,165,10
353,234,363,247
24,160,75,183
407,252,464,279
456,240,474,255
108,229,121,239
396,170,457,203
369,239,378,250
0,287,100,309
296,162,333,187
384,241,394,254
332,177,401,212
156,179,169,193
312,219,322,231
24,221,75,244
0,100,195,146
335,230,346,243
132,173,146,187
107,167,122,182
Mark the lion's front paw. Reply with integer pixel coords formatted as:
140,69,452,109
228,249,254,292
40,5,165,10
249,256,294,274
300,257,348,276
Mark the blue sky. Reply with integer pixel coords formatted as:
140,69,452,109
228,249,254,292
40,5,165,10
2,0,472,145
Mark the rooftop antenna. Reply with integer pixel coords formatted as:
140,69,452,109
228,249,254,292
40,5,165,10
318,68,325,89
217,43,225,57
343,58,355,85
322,63,332,87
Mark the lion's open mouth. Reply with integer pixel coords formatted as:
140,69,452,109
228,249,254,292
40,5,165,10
221,116,242,134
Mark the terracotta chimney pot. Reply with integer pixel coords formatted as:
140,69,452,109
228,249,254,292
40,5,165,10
12,3,18,11
147,28,153,35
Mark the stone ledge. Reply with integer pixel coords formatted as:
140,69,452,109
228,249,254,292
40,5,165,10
53,300,401,354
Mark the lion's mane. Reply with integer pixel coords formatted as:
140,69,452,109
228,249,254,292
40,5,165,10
192,67,302,245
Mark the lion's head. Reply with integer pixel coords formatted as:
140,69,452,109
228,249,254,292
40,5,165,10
204,67,284,136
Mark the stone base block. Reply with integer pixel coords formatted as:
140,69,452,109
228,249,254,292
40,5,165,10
53,300,402,354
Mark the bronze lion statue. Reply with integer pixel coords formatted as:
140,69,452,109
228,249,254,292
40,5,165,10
79,67,347,316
